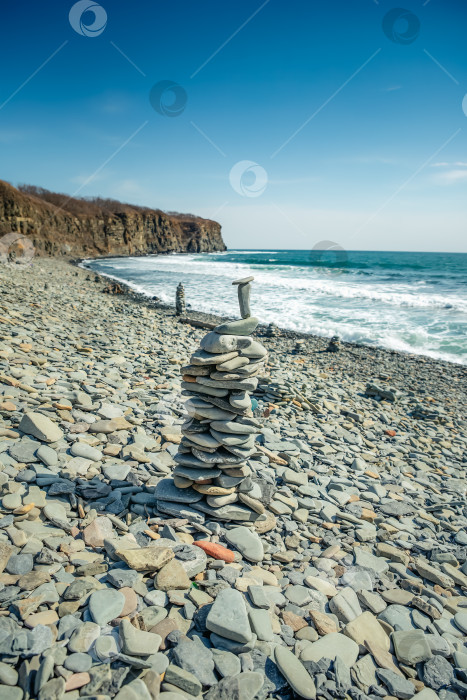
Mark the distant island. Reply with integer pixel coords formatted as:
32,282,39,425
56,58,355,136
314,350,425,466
0,180,226,259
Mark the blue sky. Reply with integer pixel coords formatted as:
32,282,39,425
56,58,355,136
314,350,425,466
1,0,466,251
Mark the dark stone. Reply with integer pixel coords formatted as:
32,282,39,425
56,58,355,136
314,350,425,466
250,649,288,699
172,638,217,686
423,655,455,690
376,669,415,698
47,480,75,495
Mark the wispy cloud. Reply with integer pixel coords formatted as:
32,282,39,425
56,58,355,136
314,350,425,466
430,161,467,184
431,161,467,168
383,85,402,92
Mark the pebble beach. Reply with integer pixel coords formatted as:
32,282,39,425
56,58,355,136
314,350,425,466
0,257,466,700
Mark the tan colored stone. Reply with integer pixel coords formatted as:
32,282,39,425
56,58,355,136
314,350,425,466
83,516,114,547
88,417,132,433
155,559,190,591
281,610,308,632
25,609,59,628
365,639,404,677
117,546,174,572
120,587,138,617
0,542,13,574
344,611,390,651
65,673,90,691
309,609,338,636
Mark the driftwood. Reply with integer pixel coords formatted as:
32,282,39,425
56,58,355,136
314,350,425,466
178,317,217,330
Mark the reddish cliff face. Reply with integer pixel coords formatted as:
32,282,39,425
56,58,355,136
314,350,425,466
0,181,226,258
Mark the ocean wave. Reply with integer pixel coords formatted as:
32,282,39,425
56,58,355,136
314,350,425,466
82,251,467,365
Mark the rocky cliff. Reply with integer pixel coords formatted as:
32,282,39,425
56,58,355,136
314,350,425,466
0,180,226,258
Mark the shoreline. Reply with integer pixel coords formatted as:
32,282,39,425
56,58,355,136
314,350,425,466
76,255,467,375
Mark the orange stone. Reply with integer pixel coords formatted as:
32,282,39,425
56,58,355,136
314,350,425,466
360,508,377,522
0,401,16,411
182,375,197,382
364,470,379,479
13,503,35,515
385,429,397,437
193,541,235,563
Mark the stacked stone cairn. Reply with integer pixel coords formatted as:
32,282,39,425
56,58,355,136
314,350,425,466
155,276,276,526
326,334,340,352
175,282,186,315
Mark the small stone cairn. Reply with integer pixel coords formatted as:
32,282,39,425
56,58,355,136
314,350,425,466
175,282,186,315
326,335,340,352
155,276,276,525
265,322,280,338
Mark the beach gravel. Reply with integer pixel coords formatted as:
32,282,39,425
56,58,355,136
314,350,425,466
0,257,465,699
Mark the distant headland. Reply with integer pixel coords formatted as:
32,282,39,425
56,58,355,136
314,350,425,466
0,180,226,259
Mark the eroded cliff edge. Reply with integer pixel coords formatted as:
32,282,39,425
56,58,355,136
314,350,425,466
0,180,226,258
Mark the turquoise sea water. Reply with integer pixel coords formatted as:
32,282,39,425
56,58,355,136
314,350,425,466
83,250,467,365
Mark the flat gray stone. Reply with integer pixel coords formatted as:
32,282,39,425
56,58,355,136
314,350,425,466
392,630,432,665
275,645,316,700
19,412,63,443
9,439,40,463
172,638,217,686
155,478,203,504
300,633,359,666
89,588,125,626
248,608,273,642
119,619,162,656
70,442,102,461
103,463,130,480
329,588,362,623
377,668,415,698
454,611,467,634
378,604,415,631
206,588,252,643
215,317,259,336
64,652,92,672
224,526,263,562
204,672,264,700
211,649,242,678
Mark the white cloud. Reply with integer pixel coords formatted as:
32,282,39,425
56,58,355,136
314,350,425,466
431,161,467,168
430,161,467,185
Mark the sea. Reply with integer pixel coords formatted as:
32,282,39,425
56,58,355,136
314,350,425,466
82,250,467,366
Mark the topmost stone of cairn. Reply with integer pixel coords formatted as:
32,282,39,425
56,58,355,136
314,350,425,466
232,276,254,320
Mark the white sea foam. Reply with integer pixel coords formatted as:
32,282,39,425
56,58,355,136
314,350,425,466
81,252,467,365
